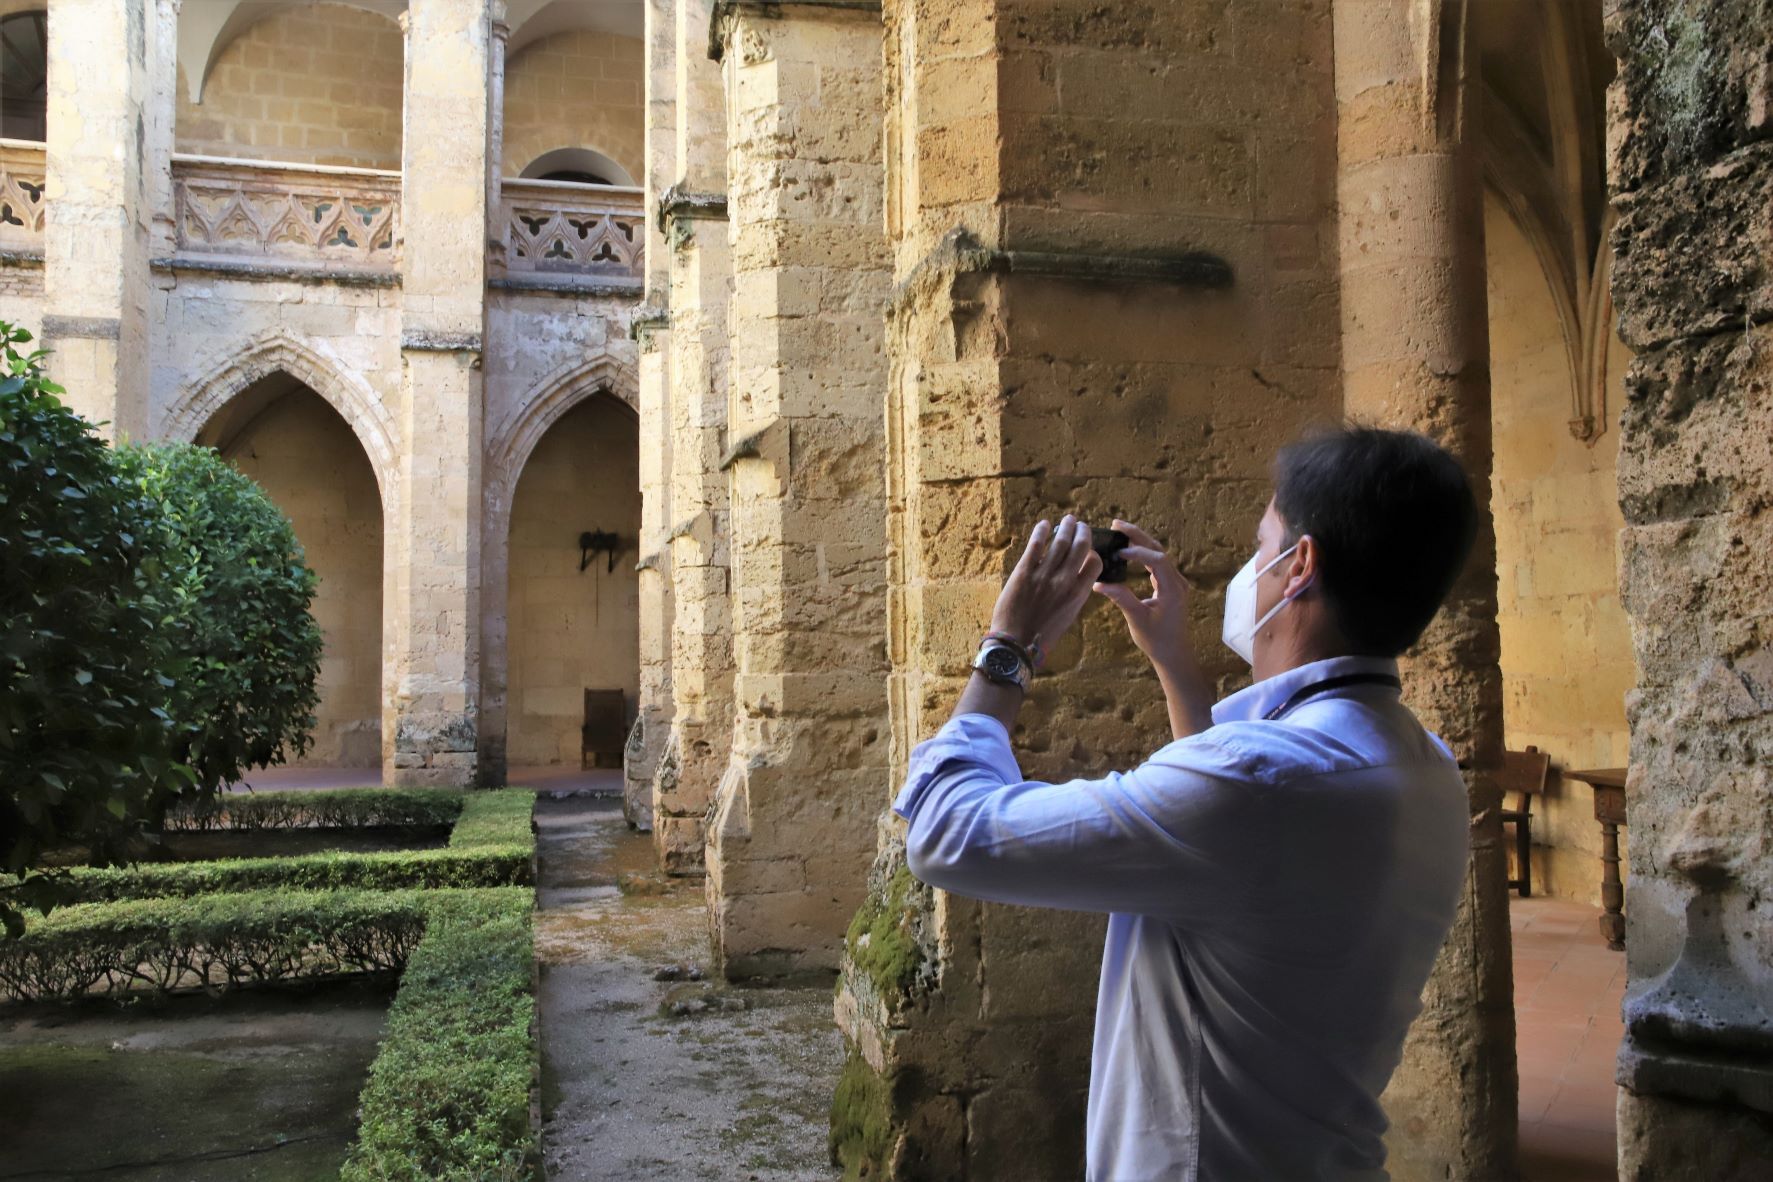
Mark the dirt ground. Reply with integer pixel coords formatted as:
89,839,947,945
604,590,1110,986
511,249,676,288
0,981,390,1181
534,796,844,1182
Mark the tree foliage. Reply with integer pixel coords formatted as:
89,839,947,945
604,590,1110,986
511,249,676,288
113,440,323,797
0,324,188,933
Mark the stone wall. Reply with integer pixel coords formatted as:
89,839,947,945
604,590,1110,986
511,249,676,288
1486,196,1636,906
176,3,404,170
703,2,892,978
833,1,1346,1175
222,383,384,768
1606,0,1773,1176
501,29,644,182
505,394,641,767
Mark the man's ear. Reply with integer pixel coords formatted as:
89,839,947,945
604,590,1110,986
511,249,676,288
1287,534,1318,598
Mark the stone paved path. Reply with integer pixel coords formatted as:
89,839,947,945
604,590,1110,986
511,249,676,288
534,796,843,1181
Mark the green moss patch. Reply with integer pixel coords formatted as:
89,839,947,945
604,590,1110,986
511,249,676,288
830,1048,896,1181
843,864,929,1001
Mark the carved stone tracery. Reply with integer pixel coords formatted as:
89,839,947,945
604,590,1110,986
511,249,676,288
172,155,400,266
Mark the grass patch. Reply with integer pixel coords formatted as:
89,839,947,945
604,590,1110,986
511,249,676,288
342,888,536,1182
48,791,536,905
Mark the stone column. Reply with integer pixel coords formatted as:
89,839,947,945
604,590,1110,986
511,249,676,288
652,0,734,872
834,2,1343,1176
1605,2,1773,1177
655,187,731,869
624,0,681,828
703,1,892,979
389,0,494,787
627,309,673,828
41,0,154,440
1331,2,1517,1178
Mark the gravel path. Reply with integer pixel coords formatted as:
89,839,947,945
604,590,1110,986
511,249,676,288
535,796,844,1182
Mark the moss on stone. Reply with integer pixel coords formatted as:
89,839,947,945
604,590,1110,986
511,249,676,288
842,864,927,1000
829,1047,895,1181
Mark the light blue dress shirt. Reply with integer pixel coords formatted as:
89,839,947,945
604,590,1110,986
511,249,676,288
893,656,1469,1182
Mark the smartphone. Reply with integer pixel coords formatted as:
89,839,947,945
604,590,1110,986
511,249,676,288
1092,527,1130,583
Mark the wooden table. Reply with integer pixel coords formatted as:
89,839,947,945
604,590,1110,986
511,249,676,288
1565,767,1627,950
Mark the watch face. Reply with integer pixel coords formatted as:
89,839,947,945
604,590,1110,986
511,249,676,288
983,646,1023,680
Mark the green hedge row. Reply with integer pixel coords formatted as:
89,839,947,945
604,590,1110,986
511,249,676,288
0,887,435,1002
343,888,537,1182
51,791,536,905
166,787,465,832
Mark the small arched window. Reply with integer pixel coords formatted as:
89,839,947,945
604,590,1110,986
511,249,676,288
519,147,635,188
0,10,48,142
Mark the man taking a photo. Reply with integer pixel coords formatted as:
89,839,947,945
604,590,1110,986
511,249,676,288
894,426,1478,1181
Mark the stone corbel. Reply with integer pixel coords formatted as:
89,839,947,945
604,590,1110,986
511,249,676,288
658,186,728,252
630,305,671,352
1569,212,1617,445
890,227,1233,319
707,0,883,62
718,420,786,473
1410,0,1472,145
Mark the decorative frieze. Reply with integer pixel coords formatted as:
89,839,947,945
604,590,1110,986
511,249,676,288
0,140,46,252
172,154,399,267
494,179,644,280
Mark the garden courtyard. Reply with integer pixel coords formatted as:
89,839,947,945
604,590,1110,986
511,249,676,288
0,783,846,1180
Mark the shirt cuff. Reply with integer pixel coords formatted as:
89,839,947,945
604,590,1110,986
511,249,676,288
892,712,1021,820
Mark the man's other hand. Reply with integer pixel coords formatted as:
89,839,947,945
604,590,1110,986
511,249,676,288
990,515,1104,657
1093,519,1193,672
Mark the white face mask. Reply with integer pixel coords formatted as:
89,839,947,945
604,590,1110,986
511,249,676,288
1222,539,1311,666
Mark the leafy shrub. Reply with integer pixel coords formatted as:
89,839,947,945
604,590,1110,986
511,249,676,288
0,323,191,934
113,440,323,797
343,889,537,1182
166,787,466,833
52,791,536,904
48,846,531,905
0,887,441,1002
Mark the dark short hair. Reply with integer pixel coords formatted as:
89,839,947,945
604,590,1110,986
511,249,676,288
1271,425,1478,657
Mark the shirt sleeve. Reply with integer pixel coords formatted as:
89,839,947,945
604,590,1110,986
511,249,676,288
893,713,1255,920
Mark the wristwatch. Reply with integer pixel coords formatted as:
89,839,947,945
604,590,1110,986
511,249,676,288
972,638,1033,693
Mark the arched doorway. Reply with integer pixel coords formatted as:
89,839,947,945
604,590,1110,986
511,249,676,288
504,393,640,777
0,8,47,142
196,373,385,768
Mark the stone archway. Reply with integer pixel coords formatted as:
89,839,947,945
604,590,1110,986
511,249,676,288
182,367,389,771
479,350,639,785
164,331,399,502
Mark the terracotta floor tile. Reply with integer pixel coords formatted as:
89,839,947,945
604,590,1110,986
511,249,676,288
1511,897,1625,1178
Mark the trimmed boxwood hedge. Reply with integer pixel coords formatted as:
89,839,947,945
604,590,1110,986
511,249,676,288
0,887,438,1001
50,791,536,905
166,787,465,832
343,888,537,1182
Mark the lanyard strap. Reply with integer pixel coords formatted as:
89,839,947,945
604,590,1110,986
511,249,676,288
1262,672,1402,722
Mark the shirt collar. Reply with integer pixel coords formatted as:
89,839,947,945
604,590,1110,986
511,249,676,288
1211,655,1403,725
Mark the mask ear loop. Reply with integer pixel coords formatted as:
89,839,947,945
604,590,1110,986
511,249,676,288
1251,538,1312,635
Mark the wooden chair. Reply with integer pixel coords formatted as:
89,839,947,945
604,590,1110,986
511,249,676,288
1499,745,1551,898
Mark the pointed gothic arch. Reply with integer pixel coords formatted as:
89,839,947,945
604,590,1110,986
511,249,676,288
163,332,399,500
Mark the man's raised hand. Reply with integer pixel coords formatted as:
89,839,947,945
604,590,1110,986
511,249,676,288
990,514,1104,658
